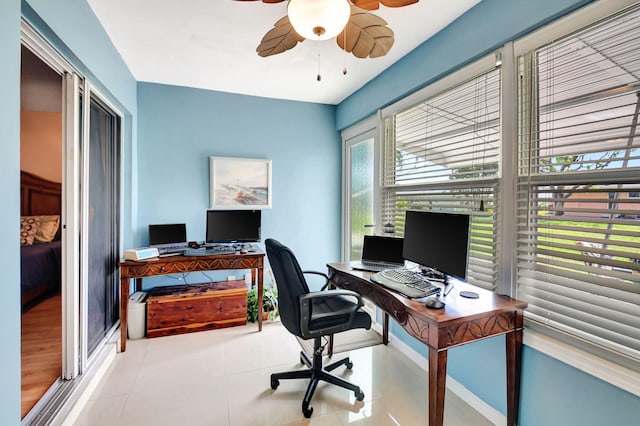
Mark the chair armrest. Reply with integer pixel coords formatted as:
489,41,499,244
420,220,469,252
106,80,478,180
302,270,329,280
302,270,330,290
299,289,364,338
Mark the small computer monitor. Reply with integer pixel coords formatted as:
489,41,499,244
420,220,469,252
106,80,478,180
148,223,187,249
402,210,470,282
206,210,261,243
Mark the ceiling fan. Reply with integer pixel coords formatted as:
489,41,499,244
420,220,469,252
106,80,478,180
236,0,420,58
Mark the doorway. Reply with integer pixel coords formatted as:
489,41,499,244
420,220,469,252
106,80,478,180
19,45,63,418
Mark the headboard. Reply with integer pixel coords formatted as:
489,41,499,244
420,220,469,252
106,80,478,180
20,171,62,216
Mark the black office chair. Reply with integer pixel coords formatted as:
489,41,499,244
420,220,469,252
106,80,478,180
265,238,372,418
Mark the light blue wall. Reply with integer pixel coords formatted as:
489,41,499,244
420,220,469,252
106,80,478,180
0,1,136,423
339,0,640,424
0,0,23,422
519,346,639,425
136,83,341,287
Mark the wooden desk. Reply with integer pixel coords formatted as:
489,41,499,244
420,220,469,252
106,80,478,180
119,250,264,352
327,263,527,426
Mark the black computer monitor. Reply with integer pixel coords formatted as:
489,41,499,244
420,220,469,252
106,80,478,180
206,210,261,243
148,223,187,249
402,210,470,284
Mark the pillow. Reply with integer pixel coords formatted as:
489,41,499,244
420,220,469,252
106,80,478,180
34,215,60,243
20,215,60,245
20,216,41,246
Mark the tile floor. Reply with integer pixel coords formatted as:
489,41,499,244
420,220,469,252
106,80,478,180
72,322,493,425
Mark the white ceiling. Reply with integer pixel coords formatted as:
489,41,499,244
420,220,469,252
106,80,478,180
87,0,479,105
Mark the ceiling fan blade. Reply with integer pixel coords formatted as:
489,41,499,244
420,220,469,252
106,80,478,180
235,0,285,3
235,0,420,9
256,16,305,57
351,0,419,10
336,6,394,58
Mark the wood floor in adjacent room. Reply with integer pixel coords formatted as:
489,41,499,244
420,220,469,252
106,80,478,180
21,294,62,418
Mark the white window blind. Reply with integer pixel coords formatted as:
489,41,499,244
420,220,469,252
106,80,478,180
517,6,640,364
382,67,501,290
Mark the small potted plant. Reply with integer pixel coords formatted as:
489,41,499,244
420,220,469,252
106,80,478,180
247,286,279,322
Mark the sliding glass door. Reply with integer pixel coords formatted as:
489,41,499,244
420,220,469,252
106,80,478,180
63,78,122,374
83,94,121,360
61,78,123,372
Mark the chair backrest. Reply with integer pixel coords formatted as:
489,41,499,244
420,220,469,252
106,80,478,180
265,238,310,337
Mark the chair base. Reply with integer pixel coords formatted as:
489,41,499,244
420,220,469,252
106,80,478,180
270,337,365,418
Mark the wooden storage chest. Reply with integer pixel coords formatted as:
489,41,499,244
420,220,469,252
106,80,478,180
146,280,248,338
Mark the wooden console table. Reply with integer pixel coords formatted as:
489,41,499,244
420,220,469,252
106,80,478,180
327,262,527,426
119,250,264,352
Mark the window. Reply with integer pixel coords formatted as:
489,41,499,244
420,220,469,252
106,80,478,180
343,0,640,379
382,64,501,290
517,6,640,367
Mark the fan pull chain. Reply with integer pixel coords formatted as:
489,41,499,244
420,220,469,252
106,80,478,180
317,42,321,82
342,29,348,76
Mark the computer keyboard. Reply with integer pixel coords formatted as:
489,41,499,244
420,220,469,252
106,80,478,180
208,245,237,254
184,245,236,256
371,269,441,299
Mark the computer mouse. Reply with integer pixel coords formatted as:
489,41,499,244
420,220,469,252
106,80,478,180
425,297,445,309
240,248,248,254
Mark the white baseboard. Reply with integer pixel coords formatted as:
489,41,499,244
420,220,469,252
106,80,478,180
388,335,507,426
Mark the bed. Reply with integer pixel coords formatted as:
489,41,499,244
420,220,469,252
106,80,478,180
20,171,62,308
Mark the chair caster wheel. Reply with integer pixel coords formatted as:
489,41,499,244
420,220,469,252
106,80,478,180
355,389,365,401
270,378,279,390
345,360,353,369
302,404,313,418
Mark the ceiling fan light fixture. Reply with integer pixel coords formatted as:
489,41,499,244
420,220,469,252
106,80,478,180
288,0,351,40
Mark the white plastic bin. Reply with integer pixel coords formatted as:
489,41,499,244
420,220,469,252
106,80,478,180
127,291,147,339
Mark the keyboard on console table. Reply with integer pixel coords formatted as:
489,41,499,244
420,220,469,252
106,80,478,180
370,269,441,299
184,245,236,256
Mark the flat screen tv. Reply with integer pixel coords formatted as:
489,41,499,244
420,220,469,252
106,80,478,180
206,210,261,243
402,210,470,284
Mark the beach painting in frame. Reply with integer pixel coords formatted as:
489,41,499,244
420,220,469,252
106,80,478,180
210,156,272,209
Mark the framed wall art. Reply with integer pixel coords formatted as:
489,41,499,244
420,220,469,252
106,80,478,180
209,156,272,209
